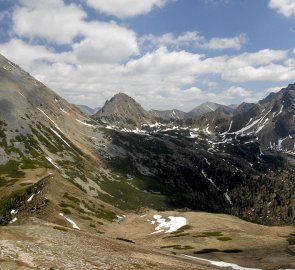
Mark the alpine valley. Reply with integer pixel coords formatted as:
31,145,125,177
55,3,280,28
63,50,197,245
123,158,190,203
0,54,294,270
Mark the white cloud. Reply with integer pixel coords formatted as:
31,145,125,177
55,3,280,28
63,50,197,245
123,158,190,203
269,0,295,17
198,34,247,50
73,21,139,64
284,58,295,67
0,38,72,70
11,0,139,63
221,63,295,82
140,32,203,48
1,37,293,110
224,87,252,98
204,49,290,82
86,0,170,18
140,31,247,50
123,47,205,85
225,49,287,66
13,0,86,44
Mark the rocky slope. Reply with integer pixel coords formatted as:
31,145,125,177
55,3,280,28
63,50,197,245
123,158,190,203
0,52,295,228
0,53,295,269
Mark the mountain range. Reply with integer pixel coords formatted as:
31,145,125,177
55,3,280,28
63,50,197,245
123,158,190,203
75,104,101,115
148,102,237,121
0,53,294,269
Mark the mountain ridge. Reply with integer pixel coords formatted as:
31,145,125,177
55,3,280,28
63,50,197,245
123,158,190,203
0,53,295,269
0,52,294,228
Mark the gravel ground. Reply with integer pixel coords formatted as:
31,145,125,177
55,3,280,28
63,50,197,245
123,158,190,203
0,222,212,270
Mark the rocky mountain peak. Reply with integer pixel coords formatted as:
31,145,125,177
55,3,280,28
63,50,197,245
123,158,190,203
284,83,295,91
95,92,153,128
111,92,134,101
187,101,235,118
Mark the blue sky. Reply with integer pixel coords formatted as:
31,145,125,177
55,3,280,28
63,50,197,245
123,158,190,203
0,0,295,111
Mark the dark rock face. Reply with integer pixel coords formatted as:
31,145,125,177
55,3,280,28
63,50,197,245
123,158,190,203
233,102,257,115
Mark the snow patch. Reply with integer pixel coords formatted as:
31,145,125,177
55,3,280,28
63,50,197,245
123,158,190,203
121,127,147,134
27,194,35,202
46,157,59,169
38,108,64,134
245,118,253,126
276,105,284,117
150,229,164,235
10,210,17,215
106,125,116,130
207,105,214,111
182,255,261,270
50,128,71,147
201,170,216,187
204,157,211,165
59,213,80,230
224,192,232,205
188,132,199,138
9,217,17,224
255,125,265,134
60,108,69,114
76,119,94,127
151,214,187,234
233,111,270,135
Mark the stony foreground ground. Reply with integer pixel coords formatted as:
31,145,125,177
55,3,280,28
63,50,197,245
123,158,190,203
0,220,213,270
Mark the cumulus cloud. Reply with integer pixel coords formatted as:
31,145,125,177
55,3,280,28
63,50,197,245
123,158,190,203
198,34,248,50
140,32,202,49
13,0,86,44
269,0,295,17
86,0,170,18
73,21,139,64
140,32,247,50
11,0,139,63
222,64,295,82
0,38,72,70
205,49,291,82
0,0,294,110
1,37,294,110
224,87,252,98
122,47,205,85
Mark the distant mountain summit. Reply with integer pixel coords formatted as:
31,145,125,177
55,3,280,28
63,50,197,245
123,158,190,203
233,102,257,115
75,105,100,115
229,83,295,151
149,109,186,120
95,93,153,128
187,102,236,118
95,93,237,125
